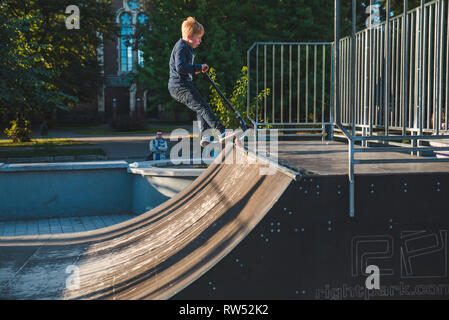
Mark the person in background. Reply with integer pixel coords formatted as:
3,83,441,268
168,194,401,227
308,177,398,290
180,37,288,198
149,131,168,160
40,119,48,137
431,111,449,131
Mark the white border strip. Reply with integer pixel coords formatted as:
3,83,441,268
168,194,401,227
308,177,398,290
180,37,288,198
0,161,129,173
235,143,300,181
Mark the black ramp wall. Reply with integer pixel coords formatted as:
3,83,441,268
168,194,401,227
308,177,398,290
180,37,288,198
174,172,449,300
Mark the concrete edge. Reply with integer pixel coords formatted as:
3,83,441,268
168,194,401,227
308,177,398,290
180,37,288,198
0,160,129,172
128,158,209,167
235,143,301,181
127,158,208,177
129,167,205,177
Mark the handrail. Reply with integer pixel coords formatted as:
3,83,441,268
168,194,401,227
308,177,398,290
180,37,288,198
247,0,449,218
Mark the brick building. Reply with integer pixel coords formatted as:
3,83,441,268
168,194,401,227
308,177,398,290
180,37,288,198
58,0,150,123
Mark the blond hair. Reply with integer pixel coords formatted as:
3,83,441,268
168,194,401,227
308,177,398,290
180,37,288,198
181,17,204,38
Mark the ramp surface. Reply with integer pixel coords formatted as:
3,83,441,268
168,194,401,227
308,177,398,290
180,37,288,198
0,146,292,299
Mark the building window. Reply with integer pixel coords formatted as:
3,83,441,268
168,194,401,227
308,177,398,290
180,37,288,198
128,0,139,10
137,13,148,25
137,13,149,67
120,12,133,72
137,50,144,67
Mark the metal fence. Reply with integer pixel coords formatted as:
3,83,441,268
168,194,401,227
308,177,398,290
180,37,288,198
247,42,334,138
338,0,449,136
334,0,449,217
247,0,449,217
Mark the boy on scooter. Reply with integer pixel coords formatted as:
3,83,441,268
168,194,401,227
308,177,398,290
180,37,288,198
167,16,239,147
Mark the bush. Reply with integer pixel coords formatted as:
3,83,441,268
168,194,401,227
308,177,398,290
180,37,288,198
208,66,270,129
4,118,33,143
109,115,145,131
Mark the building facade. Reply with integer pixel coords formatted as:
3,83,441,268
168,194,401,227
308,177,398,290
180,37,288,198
59,0,149,123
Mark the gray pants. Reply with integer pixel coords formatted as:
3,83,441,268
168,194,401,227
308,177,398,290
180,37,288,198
168,82,225,135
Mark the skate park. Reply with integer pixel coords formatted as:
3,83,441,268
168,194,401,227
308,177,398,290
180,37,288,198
2,0,449,299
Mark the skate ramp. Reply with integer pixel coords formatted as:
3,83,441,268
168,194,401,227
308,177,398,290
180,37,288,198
0,146,293,299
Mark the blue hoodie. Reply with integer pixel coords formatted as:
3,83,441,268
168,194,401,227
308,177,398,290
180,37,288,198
168,38,203,88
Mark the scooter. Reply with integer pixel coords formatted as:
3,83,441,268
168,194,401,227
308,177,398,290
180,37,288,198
204,72,251,133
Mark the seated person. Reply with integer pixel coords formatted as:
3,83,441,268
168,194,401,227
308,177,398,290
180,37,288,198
148,131,168,160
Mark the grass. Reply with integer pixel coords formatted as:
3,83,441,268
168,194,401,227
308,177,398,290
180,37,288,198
53,124,99,130
0,148,105,159
148,120,193,126
0,138,92,148
54,121,193,130
0,138,102,158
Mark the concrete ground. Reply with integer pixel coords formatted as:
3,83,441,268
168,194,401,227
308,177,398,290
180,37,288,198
1,121,195,162
0,214,137,236
0,121,195,236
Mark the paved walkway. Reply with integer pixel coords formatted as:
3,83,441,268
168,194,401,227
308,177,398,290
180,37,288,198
0,121,194,237
0,214,137,236
1,122,195,161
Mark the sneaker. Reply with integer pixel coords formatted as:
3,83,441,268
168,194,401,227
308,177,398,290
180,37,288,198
200,135,214,147
218,129,243,143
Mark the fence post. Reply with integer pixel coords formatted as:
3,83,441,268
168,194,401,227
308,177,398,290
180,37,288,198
402,0,409,135
385,0,391,137
351,0,356,136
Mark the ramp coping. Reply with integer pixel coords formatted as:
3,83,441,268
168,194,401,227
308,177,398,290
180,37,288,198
0,161,129,172
236,144,301,181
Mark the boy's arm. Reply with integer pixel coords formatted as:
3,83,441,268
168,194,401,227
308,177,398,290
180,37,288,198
175,46,202,75
195,64,209,74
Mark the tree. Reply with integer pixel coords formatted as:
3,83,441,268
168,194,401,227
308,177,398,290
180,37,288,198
136,0,336,118
137,0,426,122
354,0,422,34
0,0,116,138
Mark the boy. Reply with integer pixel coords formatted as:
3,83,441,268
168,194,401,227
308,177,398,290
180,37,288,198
168,16,238,147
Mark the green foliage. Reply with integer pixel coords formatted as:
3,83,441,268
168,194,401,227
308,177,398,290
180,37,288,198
340,0,423,36
0,138,91,148
0,0,116,121
376,0,421,19
4,118,33,143
208,67,270,129
132,0,421,125
136,0,335,114
110,115,145,132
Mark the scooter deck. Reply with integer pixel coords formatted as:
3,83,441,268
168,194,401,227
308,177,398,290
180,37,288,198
200,129,250,149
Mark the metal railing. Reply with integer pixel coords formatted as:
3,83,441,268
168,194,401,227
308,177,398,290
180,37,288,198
334,0,449,217
247,42,334,138
247,0,449,217
338,0,449,137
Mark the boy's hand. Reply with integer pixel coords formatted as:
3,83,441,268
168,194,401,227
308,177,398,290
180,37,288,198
201,64,209,73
